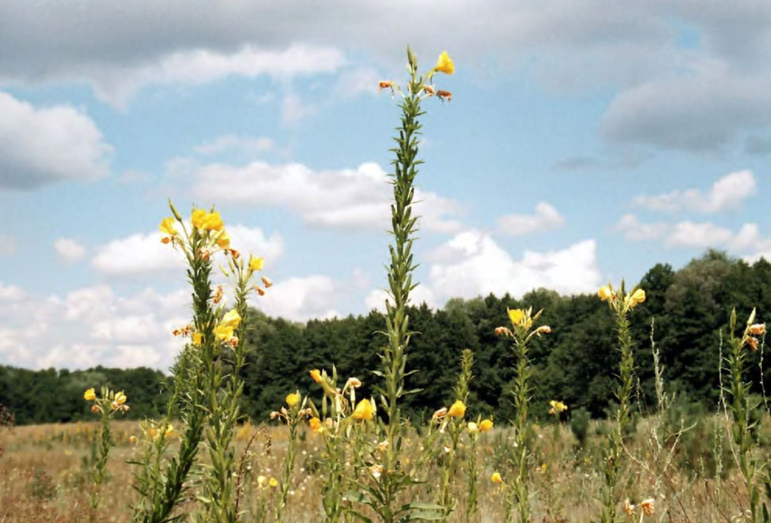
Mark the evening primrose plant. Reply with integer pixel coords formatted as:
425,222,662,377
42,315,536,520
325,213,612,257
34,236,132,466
130,202,270,523
495,307,551,523
343,47,454,523
597,282,645,523
83,386,129,511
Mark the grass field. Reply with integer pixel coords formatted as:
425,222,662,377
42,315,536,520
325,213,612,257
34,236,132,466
0,413,766,522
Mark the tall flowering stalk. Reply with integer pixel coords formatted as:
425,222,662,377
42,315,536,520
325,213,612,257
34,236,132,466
132,203,268,523
437,349,474,522
495,307,551,523
83,386,129,512
351,47,453,523
725,308,766,523
597,282,645,523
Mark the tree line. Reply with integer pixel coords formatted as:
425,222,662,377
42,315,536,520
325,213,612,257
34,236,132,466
2,250,769,426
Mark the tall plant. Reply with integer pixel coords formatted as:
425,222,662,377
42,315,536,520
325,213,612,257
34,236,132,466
349,47,454,523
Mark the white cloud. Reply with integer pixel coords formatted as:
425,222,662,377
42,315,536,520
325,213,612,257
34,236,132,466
47,44,345,108
92,225,284,277
0,91,112,189
614,214,669,241
0,234,17,256
497,202,566,236
615,214,771,253
665,221,735,248
54,238,86,262
633,171,756,213
407,232,601,307
188,160,465,233
0,282,189,370
251,275,340,322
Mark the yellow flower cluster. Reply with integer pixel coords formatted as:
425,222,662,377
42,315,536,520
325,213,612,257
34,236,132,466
548,400,568,416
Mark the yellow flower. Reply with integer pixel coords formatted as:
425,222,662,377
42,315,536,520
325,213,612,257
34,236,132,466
491,471,503,484
309,417,323,433
549,400,568,413
83,388,96,401
598,285,613,301
353,399,375,421
201,211,223,231
257,475,266,486
480,419,494,432
216,231,230,249
467,421,479,433
192,332,202,346
192,209,207,229
159,217,177,236
114,391,127,405
628,288,646,308
507,308,525,326
213,324,234,341
269,477,278,488
220,310,241,330
129,435,138,444
433,51,455,75
447,400,466,418
310,369,323,383
250,256,264,272
286,392,301,408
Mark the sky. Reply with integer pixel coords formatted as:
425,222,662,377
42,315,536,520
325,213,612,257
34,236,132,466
1,1,771,371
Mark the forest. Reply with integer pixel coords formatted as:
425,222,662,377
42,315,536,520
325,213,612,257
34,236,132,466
2,249,769,427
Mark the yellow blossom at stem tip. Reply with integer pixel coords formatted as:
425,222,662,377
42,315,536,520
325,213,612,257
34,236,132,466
192,332,202,346
310,369,323,383
480,419,493,432
353,399,375,421
220,309,241,330
249,256,264,272
598,285,614,301
491,472,503,484
286,392,301,408
507,308,525,326
309,417,323,433
433,51,455,75
159,217,177,236
84,388,96,401
448,400,466,418
627,288,646,308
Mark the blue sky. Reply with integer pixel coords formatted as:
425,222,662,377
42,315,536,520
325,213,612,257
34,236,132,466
1,1,771,370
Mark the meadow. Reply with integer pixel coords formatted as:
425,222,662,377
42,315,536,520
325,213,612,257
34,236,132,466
0,414,768,522
1,48,770,523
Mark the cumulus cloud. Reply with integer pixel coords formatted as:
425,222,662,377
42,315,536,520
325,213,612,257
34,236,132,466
614,214,669,241
633,171,756,213
188,161,465,233
251,275,341,322
403,232,601,308
0,282,189,370
54,238,86,262
497,202,566,236
0,91,112,189
615,214,771,254
92,225,284,277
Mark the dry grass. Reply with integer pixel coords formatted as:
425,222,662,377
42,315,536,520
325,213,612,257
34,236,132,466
0,415,766,522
